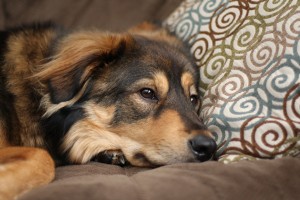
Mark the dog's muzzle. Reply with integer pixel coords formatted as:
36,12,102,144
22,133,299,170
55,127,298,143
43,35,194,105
188,135,217,162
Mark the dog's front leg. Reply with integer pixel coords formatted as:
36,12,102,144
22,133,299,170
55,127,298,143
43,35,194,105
91,150,127,166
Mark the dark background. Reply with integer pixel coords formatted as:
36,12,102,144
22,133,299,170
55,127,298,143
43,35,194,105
0,0,182,31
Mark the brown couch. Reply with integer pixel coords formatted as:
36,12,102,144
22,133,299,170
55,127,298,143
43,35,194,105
19,158,300,200
1,1,299,199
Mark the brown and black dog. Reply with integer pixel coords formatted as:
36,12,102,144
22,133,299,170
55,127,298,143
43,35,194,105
0,22,216,199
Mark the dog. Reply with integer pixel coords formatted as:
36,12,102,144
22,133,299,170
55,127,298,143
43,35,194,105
0,22,217,199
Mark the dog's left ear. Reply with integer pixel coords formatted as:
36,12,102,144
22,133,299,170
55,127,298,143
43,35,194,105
129,21,162,32
36,32,132,103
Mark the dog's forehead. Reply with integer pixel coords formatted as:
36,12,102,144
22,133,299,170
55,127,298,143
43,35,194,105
125,36,198,82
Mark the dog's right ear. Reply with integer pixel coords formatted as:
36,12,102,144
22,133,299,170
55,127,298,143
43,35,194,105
129,21,182,48
36,32,133,104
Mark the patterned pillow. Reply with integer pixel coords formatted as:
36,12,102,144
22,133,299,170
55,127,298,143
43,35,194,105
164,0,300,163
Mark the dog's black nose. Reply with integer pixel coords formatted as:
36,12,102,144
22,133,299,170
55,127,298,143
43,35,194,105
189,135,217,162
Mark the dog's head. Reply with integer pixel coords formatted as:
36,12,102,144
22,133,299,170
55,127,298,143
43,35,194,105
38,24,217,167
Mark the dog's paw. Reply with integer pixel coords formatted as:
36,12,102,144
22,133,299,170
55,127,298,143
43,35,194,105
91,150,127,166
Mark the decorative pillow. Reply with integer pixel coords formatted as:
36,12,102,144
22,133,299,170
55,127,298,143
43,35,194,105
164,0,300,163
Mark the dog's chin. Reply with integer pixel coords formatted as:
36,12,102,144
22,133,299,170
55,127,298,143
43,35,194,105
123,151,198,168
89,150,204,167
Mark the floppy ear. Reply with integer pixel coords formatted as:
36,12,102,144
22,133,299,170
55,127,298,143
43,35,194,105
37,32,132,103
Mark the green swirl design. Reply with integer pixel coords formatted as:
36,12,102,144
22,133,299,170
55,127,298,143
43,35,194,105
199,45,234,92
165,0,300,160
243,31,286,79
209,0,249,40
225,16,266,60
256,0,293,24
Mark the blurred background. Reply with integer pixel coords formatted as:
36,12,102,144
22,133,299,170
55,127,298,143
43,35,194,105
0,0,182,31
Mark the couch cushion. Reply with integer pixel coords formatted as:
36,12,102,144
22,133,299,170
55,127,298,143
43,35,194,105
19,157,300,200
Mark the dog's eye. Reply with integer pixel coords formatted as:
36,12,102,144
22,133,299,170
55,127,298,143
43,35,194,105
190,95,199,106
140,88,158,101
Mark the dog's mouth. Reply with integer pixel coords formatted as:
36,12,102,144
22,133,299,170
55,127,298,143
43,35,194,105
90,150,161,167
89,147,213,167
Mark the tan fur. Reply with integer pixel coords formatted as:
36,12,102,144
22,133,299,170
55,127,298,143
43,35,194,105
62,102,142,163
0,147,54,200
41,79,91,117
181,72,195,96
154,72,170,98
131,72,169,100
62,104,200,167
110,109,203,166
0,126,8,147
35,32,132,82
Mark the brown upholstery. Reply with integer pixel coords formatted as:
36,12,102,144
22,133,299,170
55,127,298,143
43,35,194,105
1,1,299,199
20,157,300,200
0,0,181,31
